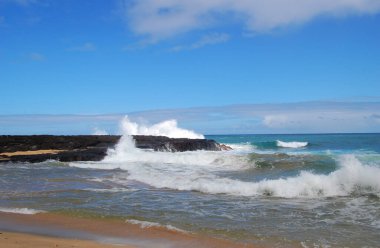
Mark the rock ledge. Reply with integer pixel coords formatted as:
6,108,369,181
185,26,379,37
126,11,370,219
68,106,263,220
0,135,231,163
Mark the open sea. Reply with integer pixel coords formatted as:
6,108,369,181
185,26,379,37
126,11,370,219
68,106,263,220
1,133,380,247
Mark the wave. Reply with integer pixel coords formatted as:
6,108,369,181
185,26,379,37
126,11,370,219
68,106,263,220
277,140,308,148
0,207,45,215
71,151,380,198
226,142,256,153
70,132,380,198
127,154,380,198
120,116,204,139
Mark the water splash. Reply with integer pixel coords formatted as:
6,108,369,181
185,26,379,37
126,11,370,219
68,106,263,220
120,116,204,139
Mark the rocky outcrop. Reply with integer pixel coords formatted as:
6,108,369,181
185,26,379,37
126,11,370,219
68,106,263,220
0,135,231,163
132,135,227,152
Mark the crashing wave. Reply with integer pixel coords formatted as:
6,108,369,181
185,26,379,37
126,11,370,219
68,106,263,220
71,154,380,198
120,116,204,139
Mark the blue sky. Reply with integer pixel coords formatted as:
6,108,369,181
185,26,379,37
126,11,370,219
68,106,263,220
1,0,380,134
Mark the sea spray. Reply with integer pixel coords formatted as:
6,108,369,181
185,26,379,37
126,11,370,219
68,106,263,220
120,116,204,139
99,118,250,167
77,122,380,198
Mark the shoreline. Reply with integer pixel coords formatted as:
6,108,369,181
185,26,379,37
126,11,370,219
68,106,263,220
0,212,261,248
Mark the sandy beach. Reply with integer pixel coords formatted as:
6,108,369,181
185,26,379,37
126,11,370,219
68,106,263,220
0,150,65,157
0,212,260,248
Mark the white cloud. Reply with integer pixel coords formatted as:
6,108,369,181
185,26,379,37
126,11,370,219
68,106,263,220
92,127,109,135
67,42,96,52
171,32,230,51
263,115,290,128
124,0,380,40
125,102,380,134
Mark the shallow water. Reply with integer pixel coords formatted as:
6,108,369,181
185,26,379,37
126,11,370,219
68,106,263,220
1,133,380,247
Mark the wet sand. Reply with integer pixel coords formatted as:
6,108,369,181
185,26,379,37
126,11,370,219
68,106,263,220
0,212,260,248
0,231,132,248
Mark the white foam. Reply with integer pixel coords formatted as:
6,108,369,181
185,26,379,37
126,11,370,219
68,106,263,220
125,219,187,233
0,207,45,215
72,154,380,198
277,140,308,148
72,126,380,199
83,118,238,168
100,135,248,169
143,155,380,197
336,197,380,229
83,188,136,193
120,116,204,139
226,142,256,153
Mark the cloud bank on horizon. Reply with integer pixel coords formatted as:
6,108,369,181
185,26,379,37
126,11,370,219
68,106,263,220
1,101,379,135
125,0,380,41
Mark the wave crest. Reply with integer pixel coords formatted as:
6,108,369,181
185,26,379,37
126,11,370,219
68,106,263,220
277,140,308,148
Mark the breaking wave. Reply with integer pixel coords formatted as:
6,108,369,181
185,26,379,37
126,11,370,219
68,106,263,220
120,116,204,139
70,122,380,198
123,155,380,198
71,147,380,198
277,140,308,148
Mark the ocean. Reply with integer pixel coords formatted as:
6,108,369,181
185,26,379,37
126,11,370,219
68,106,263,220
1,133,380,247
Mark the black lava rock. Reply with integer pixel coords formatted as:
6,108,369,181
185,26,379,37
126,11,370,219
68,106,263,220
0,135,230,163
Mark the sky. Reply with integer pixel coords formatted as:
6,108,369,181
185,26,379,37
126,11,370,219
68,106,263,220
1,0,380,134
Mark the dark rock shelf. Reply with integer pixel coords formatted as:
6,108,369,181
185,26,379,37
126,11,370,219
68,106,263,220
0,135,231,163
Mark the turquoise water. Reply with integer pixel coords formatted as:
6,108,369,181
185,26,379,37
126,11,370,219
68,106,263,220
1,133,380,247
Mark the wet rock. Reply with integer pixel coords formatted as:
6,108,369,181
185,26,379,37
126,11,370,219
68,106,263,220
0,135,231,163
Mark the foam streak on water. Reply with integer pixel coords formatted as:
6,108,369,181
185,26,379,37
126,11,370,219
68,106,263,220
0,207,45,215
125,219,187,233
